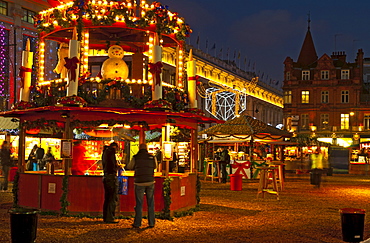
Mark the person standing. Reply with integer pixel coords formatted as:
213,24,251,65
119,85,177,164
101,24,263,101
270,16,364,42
126,143,157,228
36,145,45,169
102,142,119,223
27,144,38,171
72,141,87,175
220,147,230,183
0,141,12,191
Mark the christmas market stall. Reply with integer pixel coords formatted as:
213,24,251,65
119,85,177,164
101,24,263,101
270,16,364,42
0,0,220,216
199,114,292,180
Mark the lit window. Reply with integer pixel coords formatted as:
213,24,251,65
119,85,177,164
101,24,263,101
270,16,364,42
301,90,309,103
321,91,329,103
364,114,370,130
302,70,310,80
321,70,329,80
341,70,349,79
341,90,349,103
301,114,309,130
286,71,291,80
341,114,349,130
0,1,7,16
284,90,292,104
321,114,329,129
22,8,36,24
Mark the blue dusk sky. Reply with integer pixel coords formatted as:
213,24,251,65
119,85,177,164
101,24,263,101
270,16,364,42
159,0,370,89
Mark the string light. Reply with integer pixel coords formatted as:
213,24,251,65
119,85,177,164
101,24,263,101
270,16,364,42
0,25,6,96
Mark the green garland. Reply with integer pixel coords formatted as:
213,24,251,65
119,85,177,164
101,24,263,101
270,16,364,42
12,171,19,208
159,177,173,220
22,118,64,135
34,1,191,41
59,175,70,216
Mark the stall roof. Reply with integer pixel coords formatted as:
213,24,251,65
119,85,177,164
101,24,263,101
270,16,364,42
0,106,222,130
0,117,19,129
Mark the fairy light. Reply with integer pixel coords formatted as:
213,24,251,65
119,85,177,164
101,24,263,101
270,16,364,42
81,30,90,75
38,40,45,82
0,25,6,96
178,48,183,87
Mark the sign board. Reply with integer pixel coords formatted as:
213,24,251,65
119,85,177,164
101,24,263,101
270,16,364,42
61,139,72,159
180,186,186,196
48,183,56,194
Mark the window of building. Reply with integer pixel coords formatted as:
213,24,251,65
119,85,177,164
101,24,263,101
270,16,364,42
321,70,329,80
0,1,7,16
22,8,36,24
320,114,329,129
341,90,349,103
286,71,290,80
321,91,329,103
283,90,292,104
301,114,309,130
302,70,310,80
341,69,349,79
301,90,309,103
364,114,370,130
341,114,350,130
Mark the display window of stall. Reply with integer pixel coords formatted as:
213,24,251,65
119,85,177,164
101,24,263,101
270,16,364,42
177,142,189,167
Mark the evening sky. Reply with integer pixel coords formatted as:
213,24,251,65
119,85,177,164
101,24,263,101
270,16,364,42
159,0,370,89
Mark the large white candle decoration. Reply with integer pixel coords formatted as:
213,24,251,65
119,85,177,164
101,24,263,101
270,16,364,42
187,49,197,108
150,34,163,100
19,38,33,102
66,27,80,97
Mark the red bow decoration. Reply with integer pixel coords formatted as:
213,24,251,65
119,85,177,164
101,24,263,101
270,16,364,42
232,160,251,179
64,56,79,82
148,61,163,88
19,66,32,88
189,75,201,86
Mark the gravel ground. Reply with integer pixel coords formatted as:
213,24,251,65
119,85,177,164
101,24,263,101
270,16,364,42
0,173,370,243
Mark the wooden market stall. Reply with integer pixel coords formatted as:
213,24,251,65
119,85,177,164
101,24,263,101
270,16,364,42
199,114,292,180
1,0,221,216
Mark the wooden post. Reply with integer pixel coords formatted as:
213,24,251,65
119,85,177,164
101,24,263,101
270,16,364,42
18,121,26,173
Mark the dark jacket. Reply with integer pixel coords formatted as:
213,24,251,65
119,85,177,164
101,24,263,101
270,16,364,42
102,146,118,175
0,148,11,166
131,149,156,183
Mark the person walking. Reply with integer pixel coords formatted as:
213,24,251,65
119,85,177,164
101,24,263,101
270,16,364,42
102,142,119,224
0,141,12,191
126,143,157,228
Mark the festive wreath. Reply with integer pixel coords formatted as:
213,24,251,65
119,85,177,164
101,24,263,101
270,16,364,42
56,95,87,107
144,99,173,111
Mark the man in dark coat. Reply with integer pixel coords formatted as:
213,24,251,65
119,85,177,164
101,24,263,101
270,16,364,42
0,141,12,191
126,143,157,228
220,147,230,183
102,142,119,223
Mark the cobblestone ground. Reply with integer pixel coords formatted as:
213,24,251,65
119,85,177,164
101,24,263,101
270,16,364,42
0,173,370,243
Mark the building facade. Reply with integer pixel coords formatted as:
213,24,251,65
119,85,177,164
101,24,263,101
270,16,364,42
0,0,283,129
283,25,370,147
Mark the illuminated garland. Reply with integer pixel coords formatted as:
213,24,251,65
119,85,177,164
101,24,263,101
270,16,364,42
34,0,191,41
30,80,188,111
0,25,6,96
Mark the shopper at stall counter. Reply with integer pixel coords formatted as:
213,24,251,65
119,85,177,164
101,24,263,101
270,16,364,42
220,147,231,183
102,142,120,224
0,141,12,191
71,141,87,175
126,143,157,228
27,144,38,171
36,145,45,170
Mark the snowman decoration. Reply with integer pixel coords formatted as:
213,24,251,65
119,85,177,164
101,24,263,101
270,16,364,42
101,45,129,80
53,42,69,79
